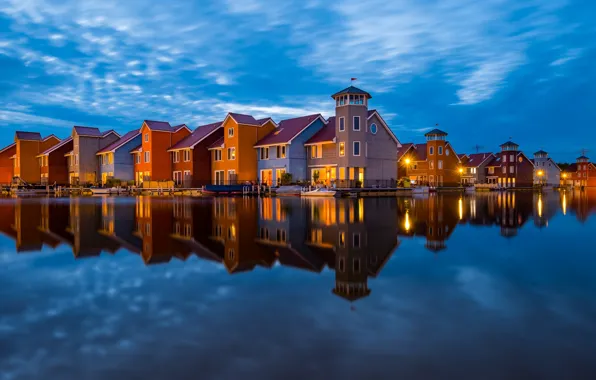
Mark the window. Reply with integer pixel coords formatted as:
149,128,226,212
446,149,450,156
228,147,236,160
260,147,269,160
339,231,346,248
429,147,434,155
144,151,150,163
438,146,443,155
228,127,234,137
339,117,345,132
370,123,377,134
438,160,443,169
502,166,506,174
173,151,179,163
75,154,79,165
276,229,286,242
183,150,190,162
353,259,361,273
214,150,222,161
429,161,434,169
339,142,345,157
353,233,361,248
310,145,317,159
277,145,286,158
136,154,140,164
353,141,360,156
503,155,507,162
510,166,515,174
339,258,345,272
353,116,360,131
144,133,149,142
510,154,514,162
184,170,191,179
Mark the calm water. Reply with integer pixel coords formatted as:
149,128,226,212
1,191,596,379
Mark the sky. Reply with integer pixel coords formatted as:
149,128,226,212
0,0,594,162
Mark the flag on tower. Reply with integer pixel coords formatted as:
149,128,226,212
351,77,357,83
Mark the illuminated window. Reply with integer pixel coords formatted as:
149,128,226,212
277,145,286,158
339,142,345,157
228,128,234,137
227,147,236,160
339,231,346,248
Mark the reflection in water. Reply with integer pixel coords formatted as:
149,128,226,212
1,190,596,302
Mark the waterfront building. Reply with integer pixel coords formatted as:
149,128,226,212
95,130,141,185
255,114,326,185
131,121,191,185
13,131,60,184
208,113,277,185
67,126,120,185
37,137,73,185
458,153,495,185
397,129,462,187
532,150,561,186
167,121,223,187
0,142,16,185
496,141,535,188
562,156,596,187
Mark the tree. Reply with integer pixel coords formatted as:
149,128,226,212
281,172,293,185
312,170,320,184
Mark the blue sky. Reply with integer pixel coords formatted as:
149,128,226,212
0,0,594,161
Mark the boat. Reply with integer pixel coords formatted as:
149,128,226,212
275,185,302,196
412,186,430,195
465,186,476,193
89,187,122,195
300,188,337,197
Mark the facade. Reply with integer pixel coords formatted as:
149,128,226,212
37,137,73,185
208,113,277,185
496,141,535,188
459,153,495,185
305,86,399,188
0,143,16,185
13,132,60,184
532,150,561,186
167,121,223,187
255,114,326,185
96,130,142,184
67,127,120,185
397,129,461,187
561,156,596,187
131,121,191,185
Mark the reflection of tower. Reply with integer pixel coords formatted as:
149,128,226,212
332,236,371,303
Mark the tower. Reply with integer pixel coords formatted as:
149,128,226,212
331,86,371,186
577,155,590,187
499,141,520,188
424,128,448,187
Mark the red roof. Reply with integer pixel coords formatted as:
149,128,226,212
462,153,494,168
38,137,72,156
414,143,428,161
129,145,142,154
143,120,172,131
255,114,322,147
486,156,502,167
73,126,102,137
0,143,16,154
397,143,414,161
15,131,42,141
96,130,140,154
226,113,274,127
207,137,225,150
168,122,222,151
305,117,336,145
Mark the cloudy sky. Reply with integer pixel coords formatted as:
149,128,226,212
0,0,594,161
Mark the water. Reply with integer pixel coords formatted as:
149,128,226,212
1,191,596,380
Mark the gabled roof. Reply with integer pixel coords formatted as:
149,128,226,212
397,143,415,161
517,151,535,167
565,163,578,172
73,126,102,137
367,109,400,145
458,153,468,160
305,117,336,145
414,143,428,161
15,131,42,141
0,143,16,154
225,113,275,127
500,141,519,147
207,137,225,150
129,145,142,154
101,129,120,138
577,155,589,160
172,124,190,133
254,114,324,148
331,86,372,99
96,130,140,154
462,153,494,168
168,122,222,151
534,150,548,155
486,156,502,167
37,137,73,157
424,128,448,136
142,120,172,131
43,134,59,142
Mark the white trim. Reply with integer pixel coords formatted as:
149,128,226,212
308,164,338,168
254,114,326,148
367,110,400,145
353,141,361,156
168,125,222,151
517,152,535,167
37,137,73,157
353,116,361,131
339,117,345,132
96,133,140,155
304,140,335,146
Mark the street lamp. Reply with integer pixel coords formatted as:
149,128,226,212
458,167,464,187
537,170,544,186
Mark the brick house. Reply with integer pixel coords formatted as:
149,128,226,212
37,137,73,185
167,121,223,187
13,131,60,184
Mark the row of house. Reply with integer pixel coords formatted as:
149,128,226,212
1,85,594,188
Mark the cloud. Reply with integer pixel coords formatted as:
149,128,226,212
0,110,91,128
550,48,583,66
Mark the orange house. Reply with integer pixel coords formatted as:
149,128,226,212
207,113,276,185
13,131,61,184
0,143,16,185
131,121,191,185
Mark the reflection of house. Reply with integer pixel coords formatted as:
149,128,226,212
0,142,16,184
208,113,277,185
565,189,596,223
13,131,60,184
255,114,326,185
305,86,399,188
397,129,461,187
68,127,120,185
168,122,223,187
37,137,73,185
96,130,141,185
10,199,61,252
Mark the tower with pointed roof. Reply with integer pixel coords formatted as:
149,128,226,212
498,141,534,188
532,150,560,186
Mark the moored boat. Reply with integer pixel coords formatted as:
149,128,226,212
300,188,337,197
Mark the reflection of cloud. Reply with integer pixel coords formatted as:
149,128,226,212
456,266,505,310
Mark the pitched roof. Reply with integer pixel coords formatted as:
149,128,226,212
15,131,42,141
73,126,102,137
143,120,172,131
462,153,494,168
424,128,448,136
486,156,502,167
129,145,142,154
367,109,400,145
534,150,548,155
0,143,16,154
331,86,372,99
38,137,73,156
254,114,323,147
256,117,275,126
500,141,519,147
458,153,468,160
414,143,428,161
565,163,578,172
101,129,120,138
577,155,589,160
96,130,140,154
172,124,189,132
397,143,414,161
168,122,222,151
207,137,225,150
305,117,336,145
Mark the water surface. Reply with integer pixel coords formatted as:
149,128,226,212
1,191,596,379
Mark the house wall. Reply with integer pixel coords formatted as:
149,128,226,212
191,128,224,187
533,157,561,186
100,134,141,182
47,140,73,185
146,128,190,181
0,145,16,184
335,104,368,169
15,140,41,183
257,147,290,184
365,114,398,183
425,140,460,186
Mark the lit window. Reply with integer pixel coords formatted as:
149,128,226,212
277,145,286,158
370,123,377,134
144,151,150,163
311,145,317,159
228,147,236,160
353,116,360,131
353,141,360,156
228,128,234,137
339,142,345,157
446,149,450,156
339,231,346,248
438,160,443,169
339,117,345,132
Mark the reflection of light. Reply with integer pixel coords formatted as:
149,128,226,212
537,194,543,218
562,192,567,215
458,197,463,220
404,210,411,231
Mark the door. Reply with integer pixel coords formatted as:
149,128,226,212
228,170,236,185
173,171,182,186
215,171,224,185
275,169,286,186
261,169,273,186
102,172,108,185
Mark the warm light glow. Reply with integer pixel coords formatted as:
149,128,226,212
458,167,464,174
537,194,543,218
563,173,568,179
537,170,544,177
562,192,567,215
458,197,463,220
404,210,411,232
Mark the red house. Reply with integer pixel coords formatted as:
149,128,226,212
488,141,535,188
562,156,596,187
0,143,16,185
37,137,73,185
167,121,223,187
